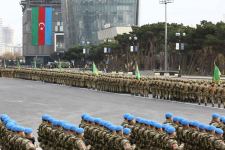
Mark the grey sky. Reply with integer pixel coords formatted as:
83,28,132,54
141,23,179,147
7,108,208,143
0,0,225,44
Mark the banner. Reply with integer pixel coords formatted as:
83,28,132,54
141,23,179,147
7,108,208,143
32,7,53,46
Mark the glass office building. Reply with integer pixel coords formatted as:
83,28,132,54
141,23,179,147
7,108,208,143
62,0,139,49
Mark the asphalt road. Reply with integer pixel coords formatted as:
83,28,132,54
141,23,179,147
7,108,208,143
0,77,224,137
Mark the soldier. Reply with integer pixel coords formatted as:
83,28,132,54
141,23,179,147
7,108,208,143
2,121,15,149
171,117,180,129
38,114,54,149
24,128,35,144
115,126,124,136
123,114,135,129
74,127,91,150
189,121,200,150
164,126,184,150
151,123,164,150
13,125,36,150
221,87,225,109
113,128,136,150
219,117,225,139
179,119,192,149
209,83,216,107
121,113,130,127
197,123,208,149
123,128,131,139
213,128,225,149
163,113,173,125
15,125,26,137
203,83,209,106
210,113,221,127
203,125,216,150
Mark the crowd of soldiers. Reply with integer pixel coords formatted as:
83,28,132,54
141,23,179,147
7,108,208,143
1,112,225,149
0,114,36,150
0,68,225,108
80,114,136,150
38,114,90,150
122,113,225,150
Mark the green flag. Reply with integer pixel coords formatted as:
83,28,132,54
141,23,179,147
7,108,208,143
92,62,99,76
135,64,141,80
213,64,221,84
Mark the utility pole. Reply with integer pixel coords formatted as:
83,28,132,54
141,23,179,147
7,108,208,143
159,0,174,71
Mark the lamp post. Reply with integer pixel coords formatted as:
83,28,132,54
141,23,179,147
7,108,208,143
81,40,90,69
159,0,174,71
128,36,138,74
175,32,186,77
104,39,112,73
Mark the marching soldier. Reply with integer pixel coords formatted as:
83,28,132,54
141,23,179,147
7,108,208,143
163,113,173,125
24,128,35,144
210,113,221,128
164,126,184,150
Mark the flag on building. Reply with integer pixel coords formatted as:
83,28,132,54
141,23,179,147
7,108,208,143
135,64,141,80
92,62,99,76
213,63,221,84
32,7,53,46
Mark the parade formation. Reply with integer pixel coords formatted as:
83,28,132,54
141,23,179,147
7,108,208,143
1,0,224,150
0,68,225,149
1,112,225,150
0,68,224,108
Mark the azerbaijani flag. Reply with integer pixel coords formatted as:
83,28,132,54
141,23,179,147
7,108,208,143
32,7,52,46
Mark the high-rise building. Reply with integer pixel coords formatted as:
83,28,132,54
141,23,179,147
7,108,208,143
20,0,64,65
0,19,22,56
2,27,14,45
62,0,139,49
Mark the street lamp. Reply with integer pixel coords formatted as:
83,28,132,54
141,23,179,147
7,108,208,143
82,41,90,55
159,0,174,71
103,39,112,72
128,36,138,74
129,36,138,52
81,40,90,69
175,32,186,76
104,39,112,54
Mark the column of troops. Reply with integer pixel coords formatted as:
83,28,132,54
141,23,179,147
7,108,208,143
38,114,91,150
0,114,36,150
2,112,225,150
1,68,225,108
121,113,225,150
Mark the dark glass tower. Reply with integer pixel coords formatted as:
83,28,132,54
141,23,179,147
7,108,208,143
62,0,139,49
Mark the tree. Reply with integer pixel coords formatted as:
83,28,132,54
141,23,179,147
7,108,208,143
63,21,225,75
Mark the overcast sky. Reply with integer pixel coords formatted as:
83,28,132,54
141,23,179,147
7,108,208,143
0,0,225,44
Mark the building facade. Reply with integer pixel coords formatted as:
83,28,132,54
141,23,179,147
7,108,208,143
62,0,139,49
20,0,64,65
0,19,18,56
97,26,133,42
2,27,14,45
